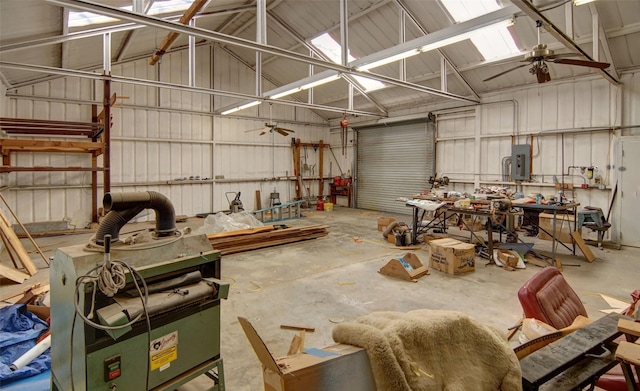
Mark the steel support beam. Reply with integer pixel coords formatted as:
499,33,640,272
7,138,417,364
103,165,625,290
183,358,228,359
115,0,154,62
189,19,196,87
0,71,12,89
393,0,481,100
255,0,266,96
44,0,479,103
0,61,384,118
0,4,248,55
61,7,69,69
588,2,619,79
510,0,619,85
103,32,111,74
399,9,406,82
340,0,348,66
266,11,387,114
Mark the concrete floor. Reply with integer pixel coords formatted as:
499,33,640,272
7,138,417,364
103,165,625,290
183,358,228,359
3,205,639,390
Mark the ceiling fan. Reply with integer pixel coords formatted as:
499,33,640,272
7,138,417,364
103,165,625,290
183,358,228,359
247,123,295,137
245,103,295,137
483,20,610,84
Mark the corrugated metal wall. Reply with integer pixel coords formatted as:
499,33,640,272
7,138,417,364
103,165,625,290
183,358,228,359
1,45,329,226
410,75,632,241
434,78,619,215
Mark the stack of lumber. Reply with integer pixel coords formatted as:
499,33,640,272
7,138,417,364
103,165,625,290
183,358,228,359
0,207,38,284
208,225,328,255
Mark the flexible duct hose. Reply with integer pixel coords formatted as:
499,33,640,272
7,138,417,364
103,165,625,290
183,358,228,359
96,191,176,244
382,221,399,239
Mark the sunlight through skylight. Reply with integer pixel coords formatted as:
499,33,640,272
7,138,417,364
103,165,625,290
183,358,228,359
311,33,385,92
69,0,194,28
439,0,520,60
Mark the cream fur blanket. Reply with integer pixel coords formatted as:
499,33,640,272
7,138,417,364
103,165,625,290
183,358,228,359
332,309,522,391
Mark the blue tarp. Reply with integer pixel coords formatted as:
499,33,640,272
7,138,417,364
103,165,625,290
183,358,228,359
0,304,50,386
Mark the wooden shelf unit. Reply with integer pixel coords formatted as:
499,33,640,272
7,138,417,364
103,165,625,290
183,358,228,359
0,117,106,223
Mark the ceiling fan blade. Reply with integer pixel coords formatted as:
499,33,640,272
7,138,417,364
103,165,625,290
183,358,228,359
276,129,289,136
546,53,580,60
553,58,610,69
483,63,530,82
275,127,294,134
245,126,270,133
259,131,267,135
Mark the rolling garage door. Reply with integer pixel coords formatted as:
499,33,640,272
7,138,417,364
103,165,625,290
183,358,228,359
355,117,435,215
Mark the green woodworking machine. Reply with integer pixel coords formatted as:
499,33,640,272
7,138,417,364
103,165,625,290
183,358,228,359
50,192,228,390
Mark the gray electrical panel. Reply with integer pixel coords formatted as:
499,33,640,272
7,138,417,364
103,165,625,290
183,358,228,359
511,144,531,181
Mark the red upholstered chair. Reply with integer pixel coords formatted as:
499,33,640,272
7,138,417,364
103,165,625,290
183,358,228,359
517,266,587,329
518,267,639,391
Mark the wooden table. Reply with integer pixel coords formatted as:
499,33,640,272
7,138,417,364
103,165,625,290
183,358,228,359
520,312,630,391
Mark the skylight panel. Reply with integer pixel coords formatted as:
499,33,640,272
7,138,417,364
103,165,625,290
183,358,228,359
310,33,385,92
148,0,194,15
69,0,193,28
439,0,520,60
69,7,130,27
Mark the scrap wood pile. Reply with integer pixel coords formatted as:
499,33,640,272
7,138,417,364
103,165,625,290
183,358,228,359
0,195,48,284
208,224,328,255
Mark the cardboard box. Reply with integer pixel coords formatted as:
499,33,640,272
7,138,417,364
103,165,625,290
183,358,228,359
538,213,580,243
377,216,396,231
460,216,485,232
428,238,475,275
239,317,376,391
379,253,429,282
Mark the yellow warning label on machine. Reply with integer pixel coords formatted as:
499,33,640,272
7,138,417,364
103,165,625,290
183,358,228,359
150,345,177,370
149,331,178,371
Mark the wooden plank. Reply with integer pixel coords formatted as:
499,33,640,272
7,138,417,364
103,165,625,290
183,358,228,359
209,226,328,255
618,319,640,337
0,193,48,264
0,139,104,154
0,208,37,275
149,0,209,65
1,231,19,268
0,278,48,302
280,324,316,332
0,167,105,173
615,341,640,366
207,226,274,239
571,231,596,263
255,190,261,210
287,335,302,356
520,313,627,388
0,263,30,284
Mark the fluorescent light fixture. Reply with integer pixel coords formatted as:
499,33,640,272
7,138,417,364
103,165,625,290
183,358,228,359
300,74,341,90
355,49,420,71
221,100,261,115
573,0,596,5
269,87,301,99
420,18,514,53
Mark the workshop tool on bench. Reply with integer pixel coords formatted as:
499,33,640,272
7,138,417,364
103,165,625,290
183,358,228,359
226,191,244,213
